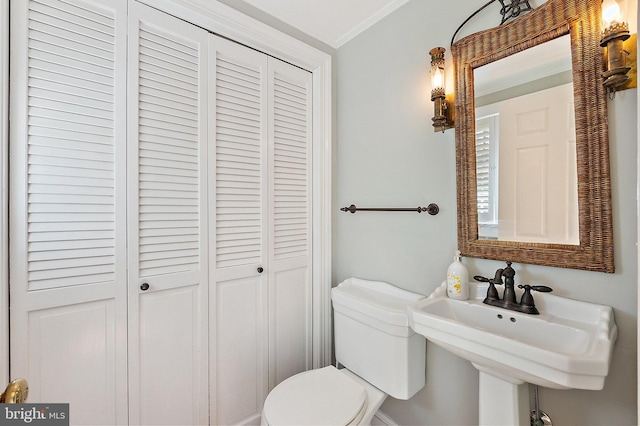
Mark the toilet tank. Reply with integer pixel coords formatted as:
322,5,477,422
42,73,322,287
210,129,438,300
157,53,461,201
331,278,427,400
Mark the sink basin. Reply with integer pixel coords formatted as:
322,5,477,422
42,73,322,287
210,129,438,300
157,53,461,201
408,282,617,390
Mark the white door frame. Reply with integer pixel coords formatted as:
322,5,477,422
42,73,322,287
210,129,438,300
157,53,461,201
0,0,9,387
134,0,334,368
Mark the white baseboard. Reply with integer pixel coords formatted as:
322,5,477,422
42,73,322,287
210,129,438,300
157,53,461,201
372,410,398,426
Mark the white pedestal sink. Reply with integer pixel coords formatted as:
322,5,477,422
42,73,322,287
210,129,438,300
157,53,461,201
408,282,617,425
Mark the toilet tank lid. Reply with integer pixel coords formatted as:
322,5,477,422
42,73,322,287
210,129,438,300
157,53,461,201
332,278,425,327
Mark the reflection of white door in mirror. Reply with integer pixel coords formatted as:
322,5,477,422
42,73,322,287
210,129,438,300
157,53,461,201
474,34,579,245
476,85,579,244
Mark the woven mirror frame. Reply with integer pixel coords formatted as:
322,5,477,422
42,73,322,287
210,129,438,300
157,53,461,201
452,0,614,272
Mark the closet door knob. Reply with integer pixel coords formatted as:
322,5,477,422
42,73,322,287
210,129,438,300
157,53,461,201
140,282,150,291
257,267,264,274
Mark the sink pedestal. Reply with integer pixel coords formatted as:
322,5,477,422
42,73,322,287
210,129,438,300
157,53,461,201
477,368,529,426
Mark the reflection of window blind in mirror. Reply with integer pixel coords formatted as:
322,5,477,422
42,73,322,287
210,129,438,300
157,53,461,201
476,114,499,239
475,123,491,215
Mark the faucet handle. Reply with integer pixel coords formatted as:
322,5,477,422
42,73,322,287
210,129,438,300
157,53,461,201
490,268,504,285
516,284,553,314
531,285,553,293
479,270,504,303
473,270,505,285
518,284,553,293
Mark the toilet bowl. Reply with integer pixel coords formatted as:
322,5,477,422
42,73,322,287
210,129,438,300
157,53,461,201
261,278,427,426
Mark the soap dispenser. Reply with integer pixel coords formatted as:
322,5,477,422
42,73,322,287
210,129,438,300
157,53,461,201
447,250,469,300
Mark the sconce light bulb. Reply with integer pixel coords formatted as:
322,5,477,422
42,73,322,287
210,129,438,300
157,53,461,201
432,68,444,90
602,0,622,27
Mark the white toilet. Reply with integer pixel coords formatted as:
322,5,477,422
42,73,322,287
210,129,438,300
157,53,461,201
262,277,427,425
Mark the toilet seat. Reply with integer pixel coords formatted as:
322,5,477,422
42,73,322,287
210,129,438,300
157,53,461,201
262,366,368,426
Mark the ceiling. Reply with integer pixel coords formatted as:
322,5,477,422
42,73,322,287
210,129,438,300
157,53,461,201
239,0,411,48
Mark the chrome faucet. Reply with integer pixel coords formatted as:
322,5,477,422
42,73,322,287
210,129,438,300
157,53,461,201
474,261,553,315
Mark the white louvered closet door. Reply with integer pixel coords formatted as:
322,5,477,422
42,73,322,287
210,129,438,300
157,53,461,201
210,36,313,425
9,0,128,424
267,58,313,389
210,36,269,426
127,3,209,425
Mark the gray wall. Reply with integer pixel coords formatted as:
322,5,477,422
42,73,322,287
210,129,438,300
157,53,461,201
335,0,637,425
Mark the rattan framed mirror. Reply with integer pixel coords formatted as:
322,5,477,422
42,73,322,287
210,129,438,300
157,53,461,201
452,0,614,272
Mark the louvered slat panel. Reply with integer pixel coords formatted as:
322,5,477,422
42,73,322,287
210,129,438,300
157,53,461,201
476,123,491,214
137,22,201,277
26,0,117,291
216,56,263,269
273,75,309,260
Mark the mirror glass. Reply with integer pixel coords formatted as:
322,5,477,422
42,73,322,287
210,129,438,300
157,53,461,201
472,35,579,244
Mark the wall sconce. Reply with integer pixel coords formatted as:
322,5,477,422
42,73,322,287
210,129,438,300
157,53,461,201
429,47,454,132
600,0,631,96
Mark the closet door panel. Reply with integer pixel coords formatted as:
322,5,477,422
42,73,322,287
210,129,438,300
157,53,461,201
137,281,202,425
270,265,311,385
210,36,269,425
128,3,209,425
9,0,128,423
215,276,266,425
268,59,313,388
27,301,118,422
